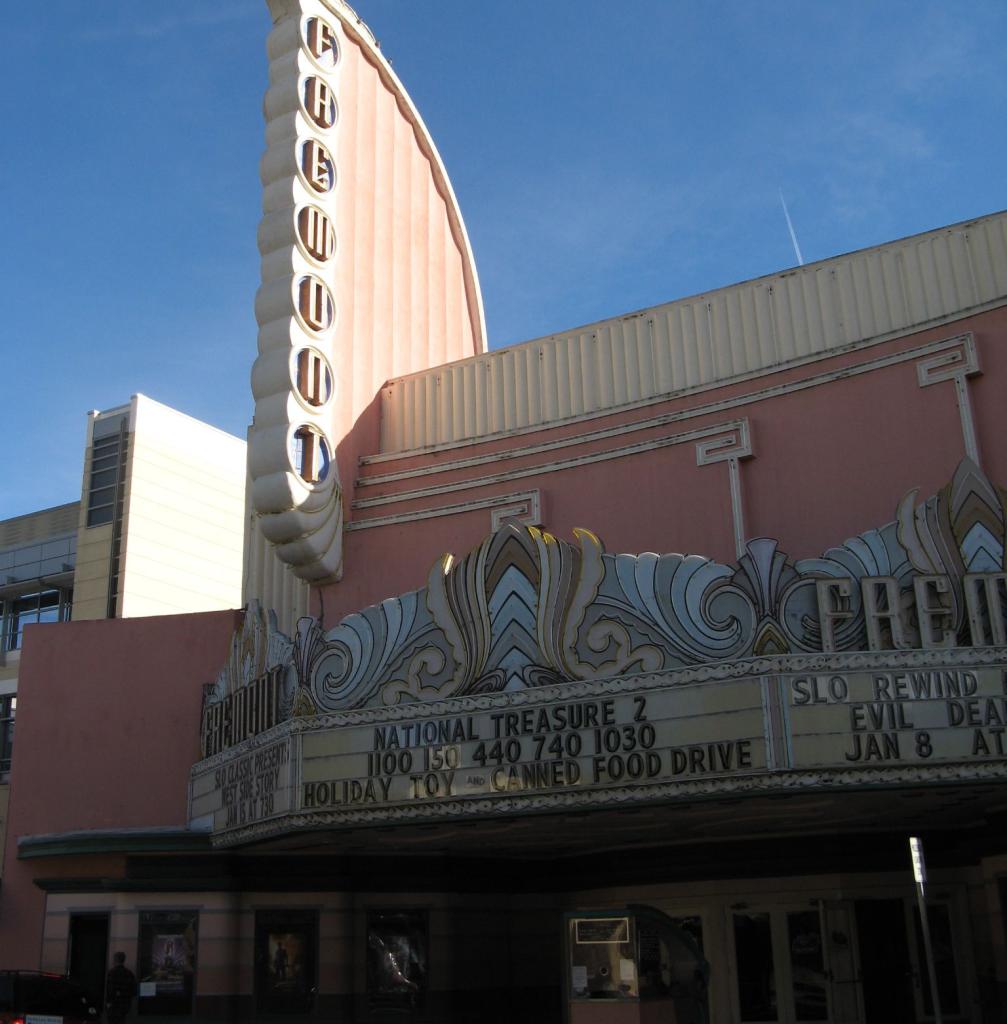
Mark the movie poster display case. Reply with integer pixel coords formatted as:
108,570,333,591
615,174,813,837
137,910,198,1016
255,910,319,1014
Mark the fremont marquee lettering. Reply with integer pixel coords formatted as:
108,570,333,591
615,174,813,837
816,572,1007,651
201,667,283,758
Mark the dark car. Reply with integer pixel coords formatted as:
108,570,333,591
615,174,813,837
0,971,99,1023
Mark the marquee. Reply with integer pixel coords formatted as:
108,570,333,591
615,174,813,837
190,459,1007,846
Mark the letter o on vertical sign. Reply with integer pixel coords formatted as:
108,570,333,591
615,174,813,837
296,205,335,264
295,275,335,334
293,348,333,409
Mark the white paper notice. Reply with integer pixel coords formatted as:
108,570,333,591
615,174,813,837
619,958,635,982
139,981,158,997
572,965,588,989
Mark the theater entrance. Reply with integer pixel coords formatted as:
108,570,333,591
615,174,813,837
67,913,109,1014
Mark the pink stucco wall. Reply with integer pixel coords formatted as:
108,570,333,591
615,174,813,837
315,306,1007,626
0,609,239,966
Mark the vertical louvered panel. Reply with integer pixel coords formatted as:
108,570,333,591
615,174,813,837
899,244,928,324
655,305,680,389
721,289,743,378
424,373,438,444
453,366,465,443
378,212,1007,454
681,303,702,385
752,284,776,367
986,219,1007,296
381,381,399,451
801,269,825,353
568,333,585,415
594,329,612,409
782,272,807,356
525,346,541,426
635,318,656,399
700,300,719,383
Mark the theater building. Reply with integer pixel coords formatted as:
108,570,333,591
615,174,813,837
1,2,1006,1023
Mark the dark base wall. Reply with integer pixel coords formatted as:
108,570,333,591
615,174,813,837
193,987,561,1024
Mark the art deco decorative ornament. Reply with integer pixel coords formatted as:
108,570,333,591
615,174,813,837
193,461,1007,846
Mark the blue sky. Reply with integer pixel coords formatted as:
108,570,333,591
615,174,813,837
1,1,1004,520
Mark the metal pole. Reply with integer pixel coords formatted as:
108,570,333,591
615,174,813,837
910,837,943,1024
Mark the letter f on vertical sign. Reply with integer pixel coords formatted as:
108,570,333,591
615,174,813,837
307,18,337,65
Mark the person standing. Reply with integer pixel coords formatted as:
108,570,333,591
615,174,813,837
105,951,137,1024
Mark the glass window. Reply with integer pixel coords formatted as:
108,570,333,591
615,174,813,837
4,590,70,651
367,910,428,1014
138,910,198,1016
86,432,126,529
734,912,777,1022
0,696,15,774
637,913,709,1020
255,910,317,1014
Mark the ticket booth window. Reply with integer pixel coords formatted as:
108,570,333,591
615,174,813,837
568,915,637,1000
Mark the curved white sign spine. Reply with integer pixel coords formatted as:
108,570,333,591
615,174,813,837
250,0,487,584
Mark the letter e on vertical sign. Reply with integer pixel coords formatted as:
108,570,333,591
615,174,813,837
302,140,334,194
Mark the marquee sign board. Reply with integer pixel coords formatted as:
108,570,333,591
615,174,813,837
189,648,1007,847
192,460,1007,845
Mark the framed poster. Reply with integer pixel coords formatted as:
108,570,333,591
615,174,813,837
138,910,197,1016
255,910,318,1014
366,910,428,1014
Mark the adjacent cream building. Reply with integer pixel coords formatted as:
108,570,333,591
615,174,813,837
0,394,247,866
72,395,247,621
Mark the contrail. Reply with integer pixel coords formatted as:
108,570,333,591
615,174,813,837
779,189,804,266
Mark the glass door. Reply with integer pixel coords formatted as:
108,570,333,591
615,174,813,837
731,906,831,1024
905,899,964,1021
67,913,109,1015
